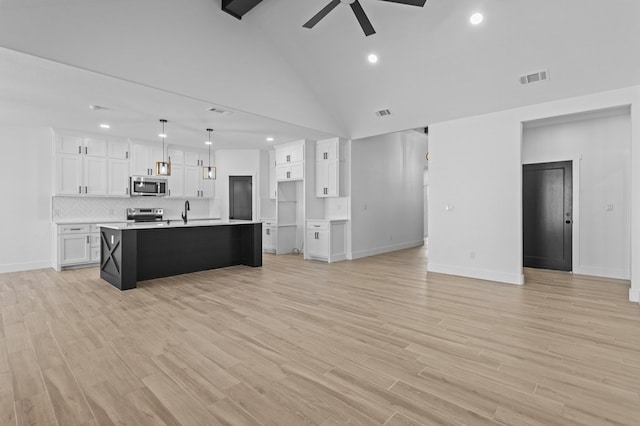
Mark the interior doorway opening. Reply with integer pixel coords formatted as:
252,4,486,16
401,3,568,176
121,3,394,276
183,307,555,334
229,176,252,220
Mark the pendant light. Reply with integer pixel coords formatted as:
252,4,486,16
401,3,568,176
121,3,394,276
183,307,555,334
156,119,171,176
203,128,216,179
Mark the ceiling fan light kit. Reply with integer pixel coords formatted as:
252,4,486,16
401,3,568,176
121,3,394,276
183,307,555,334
303,0,427,37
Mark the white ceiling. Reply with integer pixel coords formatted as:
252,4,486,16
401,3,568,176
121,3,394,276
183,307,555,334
1,0,639,143
0,48,334,149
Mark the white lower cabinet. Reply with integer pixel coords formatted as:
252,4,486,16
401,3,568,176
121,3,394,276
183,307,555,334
54,222,122,271
304,220,347,263
262,220,277,253
59,234,91,266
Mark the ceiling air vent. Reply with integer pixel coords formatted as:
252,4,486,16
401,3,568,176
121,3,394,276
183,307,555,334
207,107,232,115
376,109,392,117
520,69,549,85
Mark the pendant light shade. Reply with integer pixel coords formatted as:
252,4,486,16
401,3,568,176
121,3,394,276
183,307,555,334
156,119,171,176
203,128,216,180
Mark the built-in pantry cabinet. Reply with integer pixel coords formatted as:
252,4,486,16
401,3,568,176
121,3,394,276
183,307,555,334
54,133,129,196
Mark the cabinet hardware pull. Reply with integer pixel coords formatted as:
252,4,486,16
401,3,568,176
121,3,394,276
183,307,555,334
126,151,129,159
85,146,88,155
324,152,328,160
70,228,82,231
287,171,291,179
78,146,82,154
126,187,129,195
78,186,82,194
86,235,90,244
85,186,88,194
286,154,291,162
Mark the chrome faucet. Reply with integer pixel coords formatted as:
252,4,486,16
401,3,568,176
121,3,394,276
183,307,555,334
181,200,190,224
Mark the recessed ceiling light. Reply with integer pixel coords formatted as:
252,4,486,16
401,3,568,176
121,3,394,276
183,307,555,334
368,53,378,64
158,133,167,138
470,13,483,25
99,123,110,129
266,137,274,142
204,141,212,145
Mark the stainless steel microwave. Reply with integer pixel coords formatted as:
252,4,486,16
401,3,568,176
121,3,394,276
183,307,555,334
130,176,168,196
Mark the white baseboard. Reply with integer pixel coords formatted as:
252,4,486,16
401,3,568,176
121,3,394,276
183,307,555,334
0,260,52,274
630,287,640,303
427,262,525,285
573,266,630,280
349,240,424,260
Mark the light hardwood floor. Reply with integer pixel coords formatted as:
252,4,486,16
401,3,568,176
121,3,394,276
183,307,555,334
1,246,639,425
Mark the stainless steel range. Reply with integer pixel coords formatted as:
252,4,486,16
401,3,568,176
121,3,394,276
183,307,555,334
126,208,164,222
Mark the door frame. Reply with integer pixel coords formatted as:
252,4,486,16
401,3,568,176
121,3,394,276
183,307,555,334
224,172,257,221
229,175,253,220
521,155,581,275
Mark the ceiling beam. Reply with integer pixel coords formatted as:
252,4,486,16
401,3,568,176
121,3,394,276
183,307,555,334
222,0,264,20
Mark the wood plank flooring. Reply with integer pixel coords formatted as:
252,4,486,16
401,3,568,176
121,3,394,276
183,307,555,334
0,245,639,425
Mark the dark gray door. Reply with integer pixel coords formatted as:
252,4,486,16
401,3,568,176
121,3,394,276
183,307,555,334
229,176,252,220
523,161,572,271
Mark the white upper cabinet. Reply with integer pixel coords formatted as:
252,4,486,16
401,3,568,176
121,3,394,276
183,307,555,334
55,154,84,195
269,150,277,199
56,134,107,157
184,150,203,167
84,138,108,157
54,133,111,196
56,135,85,155
164,145,213,198
108,159,130,196
315,137,345,197
108,140,129,160
167,147,184,165
275,140,306,182
130,143,162,176
83,157,108,195
184,166,200,197
275,140,305,165
168,164,185,197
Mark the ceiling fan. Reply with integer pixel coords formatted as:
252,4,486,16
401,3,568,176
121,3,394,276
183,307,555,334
303,0,427,37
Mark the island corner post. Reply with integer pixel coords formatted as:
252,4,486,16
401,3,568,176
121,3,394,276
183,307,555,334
99,222,262,290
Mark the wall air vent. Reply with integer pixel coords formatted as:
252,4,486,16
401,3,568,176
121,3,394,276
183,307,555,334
376,109,392,117
520,69,549,85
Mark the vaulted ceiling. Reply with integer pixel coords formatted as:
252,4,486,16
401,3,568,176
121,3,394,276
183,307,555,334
1,0,639,144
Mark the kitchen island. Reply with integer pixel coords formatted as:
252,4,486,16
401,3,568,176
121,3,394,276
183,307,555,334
98,220,262,290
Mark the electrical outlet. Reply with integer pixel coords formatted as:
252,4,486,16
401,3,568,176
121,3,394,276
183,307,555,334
605,204,614,212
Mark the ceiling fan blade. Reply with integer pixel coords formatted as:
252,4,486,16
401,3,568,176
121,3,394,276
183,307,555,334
303,0,341,29
377,0,427,6
350,0,376,36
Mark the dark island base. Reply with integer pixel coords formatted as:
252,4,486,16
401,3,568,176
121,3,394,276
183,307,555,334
100,223,262,290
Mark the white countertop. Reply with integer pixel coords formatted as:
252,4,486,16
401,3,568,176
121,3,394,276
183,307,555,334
98,219,261,230
54,217,221,225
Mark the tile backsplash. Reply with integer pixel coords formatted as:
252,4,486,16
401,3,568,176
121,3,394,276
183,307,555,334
52,196,212,222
